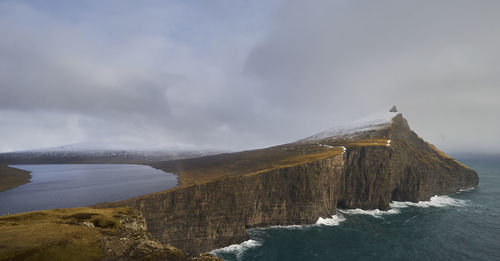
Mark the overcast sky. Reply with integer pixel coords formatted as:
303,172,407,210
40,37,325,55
0,0,499,153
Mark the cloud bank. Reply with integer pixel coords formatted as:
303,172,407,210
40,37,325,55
1,0,499,153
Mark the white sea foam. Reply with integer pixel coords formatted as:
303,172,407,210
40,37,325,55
338,208,400,218
316,214,346,226
390,195,468,209
259,214,346,230
459,187,476,193
334,195,468,219
261,224,306,230
210,239,262,259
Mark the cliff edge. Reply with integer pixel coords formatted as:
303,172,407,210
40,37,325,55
98,110,478,255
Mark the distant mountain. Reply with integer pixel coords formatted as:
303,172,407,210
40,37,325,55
0,142,225,165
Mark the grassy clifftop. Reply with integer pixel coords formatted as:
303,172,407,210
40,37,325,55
0,207,124,261
152,143,345,186
0,207,220,261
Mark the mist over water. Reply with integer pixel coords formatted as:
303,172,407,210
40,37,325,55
213,157,500,261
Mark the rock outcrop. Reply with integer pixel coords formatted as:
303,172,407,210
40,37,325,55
0,207,222,261
97,112,478,255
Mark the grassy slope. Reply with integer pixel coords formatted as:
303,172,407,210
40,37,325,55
152,143,345,186
0,164,31,192
0,207,129,261
152,138,390,186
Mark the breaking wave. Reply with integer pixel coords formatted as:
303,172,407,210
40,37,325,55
390,195,468,209
336,195,468,218
212,194,469,259
212,215,346,259
315,214,346,226
338,208,400,218
256,214,347,230
459,187,476,193
210,239,262,259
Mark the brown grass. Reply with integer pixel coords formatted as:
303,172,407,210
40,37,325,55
344,138,389,147
427,143,472,169
0,207,129,261
153,143,345,186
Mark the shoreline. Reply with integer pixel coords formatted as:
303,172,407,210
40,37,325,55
0,164,31,192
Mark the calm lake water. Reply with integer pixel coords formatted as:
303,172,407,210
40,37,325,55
213,157,500,261
0,164,177,215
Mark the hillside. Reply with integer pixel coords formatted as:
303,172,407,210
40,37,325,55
0,164,31,192
152,111,401,186
0,147,223,165
0,207,221,261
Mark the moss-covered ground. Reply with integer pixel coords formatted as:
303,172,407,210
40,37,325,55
0,207,131,261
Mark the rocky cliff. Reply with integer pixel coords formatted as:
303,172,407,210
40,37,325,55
98,112,478,255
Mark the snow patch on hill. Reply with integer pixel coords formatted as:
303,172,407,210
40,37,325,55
301,112,400,142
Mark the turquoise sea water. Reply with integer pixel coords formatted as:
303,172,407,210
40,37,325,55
213,157,500,261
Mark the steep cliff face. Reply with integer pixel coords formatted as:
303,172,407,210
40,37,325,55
335,114,478,210
98,112,478,255
103,156,345,255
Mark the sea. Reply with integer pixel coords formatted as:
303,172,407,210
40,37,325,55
0,164,177,214
212,156,500,261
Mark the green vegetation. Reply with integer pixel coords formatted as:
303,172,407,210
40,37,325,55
0,207,128,261
0,164,31,192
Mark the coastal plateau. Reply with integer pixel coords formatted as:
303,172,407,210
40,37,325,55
97,111,479,255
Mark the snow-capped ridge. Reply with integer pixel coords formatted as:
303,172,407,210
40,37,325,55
300,111,401,142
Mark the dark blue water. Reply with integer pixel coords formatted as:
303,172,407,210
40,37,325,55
213,157,500,261
0,164,177,214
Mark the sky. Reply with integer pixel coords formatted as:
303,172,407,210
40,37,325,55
0,0,499,153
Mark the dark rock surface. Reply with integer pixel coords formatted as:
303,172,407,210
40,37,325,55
98,113,478,255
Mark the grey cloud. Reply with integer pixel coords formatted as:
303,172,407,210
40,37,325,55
0,0,499,153
243,0,500,152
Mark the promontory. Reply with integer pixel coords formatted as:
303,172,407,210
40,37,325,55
96,110,478,256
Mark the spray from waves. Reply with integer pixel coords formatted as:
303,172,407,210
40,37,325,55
338,208,400,218
390,195,468,209
337,195,469,218
316,213,346,226
459,187,476,193
212,214,346,258
255,214,347,230
210,239,262,260
212,195,468,258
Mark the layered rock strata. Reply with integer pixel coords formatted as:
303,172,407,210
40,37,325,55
98,113,478,255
